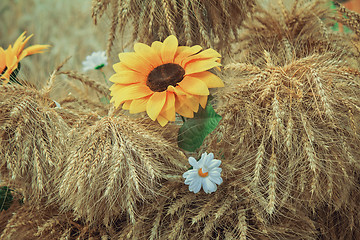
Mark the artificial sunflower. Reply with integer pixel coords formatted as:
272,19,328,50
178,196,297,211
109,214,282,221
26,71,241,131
0,32,50,83
109,35,224,126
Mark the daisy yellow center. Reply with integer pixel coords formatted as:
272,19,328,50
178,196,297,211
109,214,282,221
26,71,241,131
146,63,185,92
198,168,208,178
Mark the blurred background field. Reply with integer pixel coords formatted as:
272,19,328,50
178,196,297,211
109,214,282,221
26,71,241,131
0,0,114,97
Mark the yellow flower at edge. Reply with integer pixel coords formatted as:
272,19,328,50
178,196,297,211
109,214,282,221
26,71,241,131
109,35,224,126
0,32,50,83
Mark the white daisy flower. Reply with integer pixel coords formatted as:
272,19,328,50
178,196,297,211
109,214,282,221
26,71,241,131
183,152,223,194
82,51,108,72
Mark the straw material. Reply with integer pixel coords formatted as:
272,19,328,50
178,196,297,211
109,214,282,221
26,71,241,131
91,0,255,56
235,0,358,68
0,203,108,240
0,84,69,203
56,115,187,227
114,178,318,239
207,52,360,217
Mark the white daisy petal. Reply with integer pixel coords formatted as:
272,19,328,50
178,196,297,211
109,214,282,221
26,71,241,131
82,51,108,72
198,153,207,167
202,178,209,193
185,173,199,184
189,157,199,168
211,168,222,174
183,169,197,179
209,171,221,178
183,152,222,194
207,152,214,161
189,180,202,193
204,178,217,193
182,171,190,178
208,159,221,169
193,179,202,193
211,176,223,185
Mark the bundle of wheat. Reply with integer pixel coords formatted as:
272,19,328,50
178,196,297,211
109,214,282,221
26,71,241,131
207,52,360,222
91,0,255,56
0,84,69,203
0,203,108,240
235,0,357,68
314,188,360,239
56,115,187,227
115,178,318,239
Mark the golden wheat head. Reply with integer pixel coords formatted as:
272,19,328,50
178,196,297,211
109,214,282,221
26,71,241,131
115,172,319,240
235,0,357,67
56,115,187,227
91,0,255,56
207,52,360,221
0,202,110,240
0,84,69,203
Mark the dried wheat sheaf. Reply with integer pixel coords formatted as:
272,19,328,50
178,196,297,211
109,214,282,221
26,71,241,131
91,0,255,56
56,115,187,227
314,188,360,239
0,203,110,240
115,179,318,240
207,53,360,218
0,84,69,203
235,0,357,67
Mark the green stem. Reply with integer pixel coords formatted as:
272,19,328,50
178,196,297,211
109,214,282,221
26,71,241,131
99,69,108,85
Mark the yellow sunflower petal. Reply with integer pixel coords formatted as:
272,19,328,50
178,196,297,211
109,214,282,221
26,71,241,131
161,35,178,63
167,85,187,95
118,52,153,74
185,59,221,75
110,83,154,107
185,95,200,112
12,32,26,54
113,62,132,72
19,44,50,61
146,91,167,121
109,71,146,84
109,84,126,106
174,46,187,58
181,48,221,66
177,94,199,113
157,114,169,127
109,82,122,92
178,76,209,96
17,35,33,56
134,42,162,68
199,95,208,109
160,92,176,121
175,98,194,118
5,47,18,69
174,45,202,64
129,97,149,114
0,48,6,71
189,71,224,88
122,100,132,110
151,41,163,57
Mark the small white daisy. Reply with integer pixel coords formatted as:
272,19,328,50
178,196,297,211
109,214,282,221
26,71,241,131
183,152,223,194
82,51,108,72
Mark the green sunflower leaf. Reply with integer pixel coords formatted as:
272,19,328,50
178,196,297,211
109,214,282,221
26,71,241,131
0,186,13,211
177,100,222,152
9,62,22,85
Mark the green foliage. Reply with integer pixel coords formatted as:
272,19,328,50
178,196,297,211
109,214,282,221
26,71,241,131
0,186,13,211
329,1,352,33
178,100,222,152
8,62,22,85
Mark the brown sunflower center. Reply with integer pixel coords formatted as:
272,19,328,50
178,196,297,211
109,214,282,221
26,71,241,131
146,63,185,92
